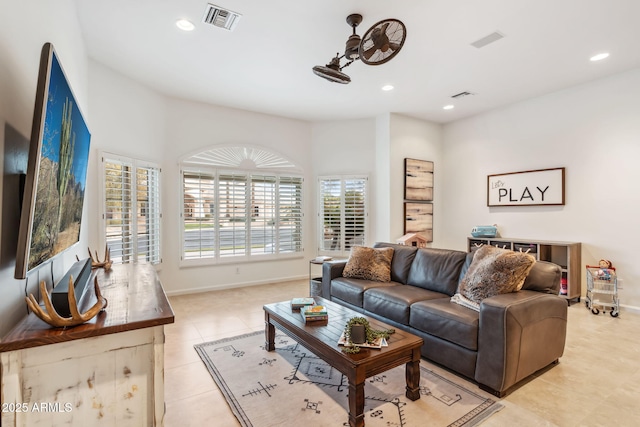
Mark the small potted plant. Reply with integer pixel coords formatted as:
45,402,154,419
342,316,395,354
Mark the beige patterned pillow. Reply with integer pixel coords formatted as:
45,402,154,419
343,246,394,282
455,245,536,308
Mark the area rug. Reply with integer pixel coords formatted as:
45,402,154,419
195,330,503,427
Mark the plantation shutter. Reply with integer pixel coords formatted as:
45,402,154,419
103,155,161,264
104,159,133,263
250,175,277,255
318,176,367,255
135,164,161,263
182,170,216,260
218,173,248,258
278,177,303,253
343,178,367,251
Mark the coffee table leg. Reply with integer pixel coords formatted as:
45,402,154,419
264,312,275,351
348,380,365,427
405,348,421,401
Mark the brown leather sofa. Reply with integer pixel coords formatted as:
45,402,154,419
321,242,568,396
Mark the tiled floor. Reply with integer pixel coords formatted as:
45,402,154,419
164,279,640,426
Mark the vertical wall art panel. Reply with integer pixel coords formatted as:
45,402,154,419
404,202,433,242
404,158,434,201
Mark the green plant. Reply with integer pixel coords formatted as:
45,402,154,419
342,317,395,354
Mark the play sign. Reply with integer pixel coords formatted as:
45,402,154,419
487,168,565,206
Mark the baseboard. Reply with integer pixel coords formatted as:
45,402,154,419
165,274,308,296
620,304,640,315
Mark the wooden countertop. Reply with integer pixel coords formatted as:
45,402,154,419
0,263,174,352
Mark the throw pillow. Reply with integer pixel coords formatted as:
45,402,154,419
342,246,394,282
452,245,536,311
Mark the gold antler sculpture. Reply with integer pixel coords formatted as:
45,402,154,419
76,245,113,271
25,276,108,328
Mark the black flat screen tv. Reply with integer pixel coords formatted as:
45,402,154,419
15,43,91,279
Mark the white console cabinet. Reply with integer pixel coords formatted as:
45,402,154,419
0,264,174,426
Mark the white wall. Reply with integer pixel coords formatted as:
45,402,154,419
389,114,443,243
0,0,90,337
311,118,378,249
85,61,167,252
441,69,640,309
311,115,443,246
160,98,313,294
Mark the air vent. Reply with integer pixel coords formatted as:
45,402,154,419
202,4,241,31
451,91,474,99
471,31,504,49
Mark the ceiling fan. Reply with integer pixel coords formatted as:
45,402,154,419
312,14,407,84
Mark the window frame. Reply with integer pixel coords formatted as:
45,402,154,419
100,152,162,266
180,166,304,266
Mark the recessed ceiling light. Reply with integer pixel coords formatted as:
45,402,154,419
176,19,195,31
443,105,455,110
590,52,609,62
381,85,394,91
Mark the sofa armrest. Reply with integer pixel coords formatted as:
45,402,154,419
321,260,347,299
475,290,567,394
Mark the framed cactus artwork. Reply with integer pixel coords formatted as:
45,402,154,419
15,42,92,279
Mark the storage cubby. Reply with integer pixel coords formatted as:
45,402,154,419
467,237,582,304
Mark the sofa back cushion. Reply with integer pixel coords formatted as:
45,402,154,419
521,260,562,294
373,242,417,284
406,248,468,296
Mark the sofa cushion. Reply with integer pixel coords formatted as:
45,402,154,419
410,299,480,351
455,245,536,308
406,248,468,296
363,286,448,325
330,277,400,307
343,246,394,282
373,242,418,284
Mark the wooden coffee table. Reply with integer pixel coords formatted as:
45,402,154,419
264,297,423,427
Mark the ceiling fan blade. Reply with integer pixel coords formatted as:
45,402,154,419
389,42,401,51
362,45,378,60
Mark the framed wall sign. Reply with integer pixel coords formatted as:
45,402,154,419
487,167,565,207
404,202,433,242
404,158,433,201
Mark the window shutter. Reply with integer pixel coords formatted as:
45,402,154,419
136,164,161,263
218,173,248,258
318,176,367,256
103,155,161,265
279,177,303,253
182,170,216,260
319,178,343,252
181,161,303,262
343,178,367,250
104,159,133,263
250,175,277,255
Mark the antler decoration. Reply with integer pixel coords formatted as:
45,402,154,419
25,276,108,328
77,245,113,271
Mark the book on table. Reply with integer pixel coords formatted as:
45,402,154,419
290,297,315,309
300,304,328,322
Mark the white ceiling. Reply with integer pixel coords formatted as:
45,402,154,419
74,0,640,124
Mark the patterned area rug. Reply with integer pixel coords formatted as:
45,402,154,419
195,331,502,427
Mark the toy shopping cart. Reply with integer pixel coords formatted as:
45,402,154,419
585,265,619,317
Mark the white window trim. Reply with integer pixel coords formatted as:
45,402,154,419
179,166,304,267
99,151,162,266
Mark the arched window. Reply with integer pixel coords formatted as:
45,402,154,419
180,146,303,263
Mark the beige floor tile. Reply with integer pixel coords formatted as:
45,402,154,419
165,390,240,427
164,279,640,427
164,337,204,369
164,361,217,404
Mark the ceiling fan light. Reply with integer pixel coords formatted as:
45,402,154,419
345,34,361,60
